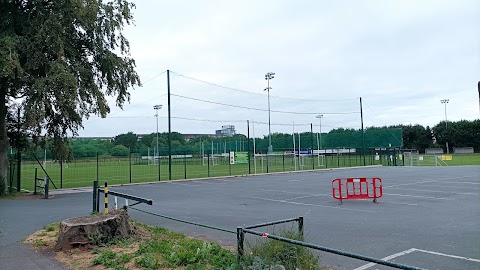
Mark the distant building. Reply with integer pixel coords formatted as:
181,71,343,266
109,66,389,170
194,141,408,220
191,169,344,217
215,125,236,137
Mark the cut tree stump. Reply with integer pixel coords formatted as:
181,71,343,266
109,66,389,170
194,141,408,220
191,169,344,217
55,210,131,251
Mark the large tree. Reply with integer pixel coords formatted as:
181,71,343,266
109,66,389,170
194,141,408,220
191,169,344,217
0,0,141,195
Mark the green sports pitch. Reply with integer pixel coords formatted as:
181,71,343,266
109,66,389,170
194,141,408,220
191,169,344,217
16,153,480,191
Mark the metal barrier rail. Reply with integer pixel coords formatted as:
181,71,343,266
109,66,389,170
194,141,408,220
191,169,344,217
240,227,427,270
129,207,236,234
93,181,153,213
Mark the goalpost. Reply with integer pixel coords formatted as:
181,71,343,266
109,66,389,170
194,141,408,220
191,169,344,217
201,141,219,166
317,154,325,167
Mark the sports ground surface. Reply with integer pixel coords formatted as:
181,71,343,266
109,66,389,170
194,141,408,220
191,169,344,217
1,166,479,269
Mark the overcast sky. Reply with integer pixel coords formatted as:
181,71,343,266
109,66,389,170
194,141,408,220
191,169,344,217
79,0,479,138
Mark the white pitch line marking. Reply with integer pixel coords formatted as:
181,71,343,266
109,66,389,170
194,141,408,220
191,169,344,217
353,248,480,270
288,179,302,182
248,196,375,213
169,182,202,187
385,176,479,188
387,187,477,195
414,248,480,263
285,194,327,201
382,201,418,206
384,193,453,200
353,248,417,270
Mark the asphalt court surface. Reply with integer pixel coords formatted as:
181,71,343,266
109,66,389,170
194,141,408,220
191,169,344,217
1,166,479,270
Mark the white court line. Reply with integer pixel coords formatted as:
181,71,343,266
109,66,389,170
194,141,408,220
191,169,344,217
353,248,480,270
385,176,478,188
384,193,453,200
451,181,480,185
414,248,480,263
382,201,418,206
247,196,375,213
352,248,417,270
285,194,328,201
387,187,477,196
169,182,202,187
426,183,480,189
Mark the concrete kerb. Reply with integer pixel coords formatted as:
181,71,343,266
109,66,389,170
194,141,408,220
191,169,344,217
49,165,383,195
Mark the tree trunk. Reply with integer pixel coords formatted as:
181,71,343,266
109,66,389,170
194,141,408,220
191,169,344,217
0,88,9,195
55,210,131,251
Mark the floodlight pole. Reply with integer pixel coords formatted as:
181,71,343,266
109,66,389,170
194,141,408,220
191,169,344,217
247,120,251,174
264,72,275,154
154,104,162,181
478,81,480,114
441,99,449,154
167,70,172,180
360,97,366,166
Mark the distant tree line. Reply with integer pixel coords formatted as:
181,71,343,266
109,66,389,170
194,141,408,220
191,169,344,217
22,119,480,160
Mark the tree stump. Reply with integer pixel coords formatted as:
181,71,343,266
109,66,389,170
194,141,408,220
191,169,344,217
55,210,130,251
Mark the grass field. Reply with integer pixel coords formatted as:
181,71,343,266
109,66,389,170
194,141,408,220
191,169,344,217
15,153,480,191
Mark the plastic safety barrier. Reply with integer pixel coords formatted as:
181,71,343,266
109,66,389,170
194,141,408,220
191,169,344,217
332,177,382,204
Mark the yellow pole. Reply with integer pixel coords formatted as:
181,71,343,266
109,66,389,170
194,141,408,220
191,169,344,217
104,182,108,214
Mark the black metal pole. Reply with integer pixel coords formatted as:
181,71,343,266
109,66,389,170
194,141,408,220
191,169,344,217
93,180,98,213
167,70,172,180
60,159,63,189
247,120,251,174
360,97,366,166
96,152,99,181
311,123,314,170
16,151,21,192
44,176,49,199
237,227,245,269
34,168,37,195
129,149,132,184
229,151,232,175
184,150,187,179
298,216,304,239
16,107,21,192
266,151,269,173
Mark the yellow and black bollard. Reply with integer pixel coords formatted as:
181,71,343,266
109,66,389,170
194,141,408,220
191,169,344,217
104,182,108,214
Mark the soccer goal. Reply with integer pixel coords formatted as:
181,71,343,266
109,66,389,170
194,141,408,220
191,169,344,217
317,154,325,167
202,156,219,166
298,155,308,169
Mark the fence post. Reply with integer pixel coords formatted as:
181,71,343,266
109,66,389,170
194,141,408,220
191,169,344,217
337,149,340,168
34,168,38,195
229,151,232,176
104,182,108,214
44,176,49,199
298,216,304,239
96,186,100,212
129,150,132,184
237,227,245,269
282,153,285,171
93,180,98,213
16,151,21,192
60,159,63,189
96,152,99,181
158,148,161,181
266,152,269,173
184,151,187,179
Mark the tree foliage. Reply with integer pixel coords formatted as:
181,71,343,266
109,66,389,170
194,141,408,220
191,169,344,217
0,0,140,195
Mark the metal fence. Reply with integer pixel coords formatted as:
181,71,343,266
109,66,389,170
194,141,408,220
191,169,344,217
16,147,403,191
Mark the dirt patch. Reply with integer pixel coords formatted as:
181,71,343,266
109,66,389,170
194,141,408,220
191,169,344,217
0,192,52,200
25,221,152,270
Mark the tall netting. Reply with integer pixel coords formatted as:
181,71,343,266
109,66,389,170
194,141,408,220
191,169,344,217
16,71,405,190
